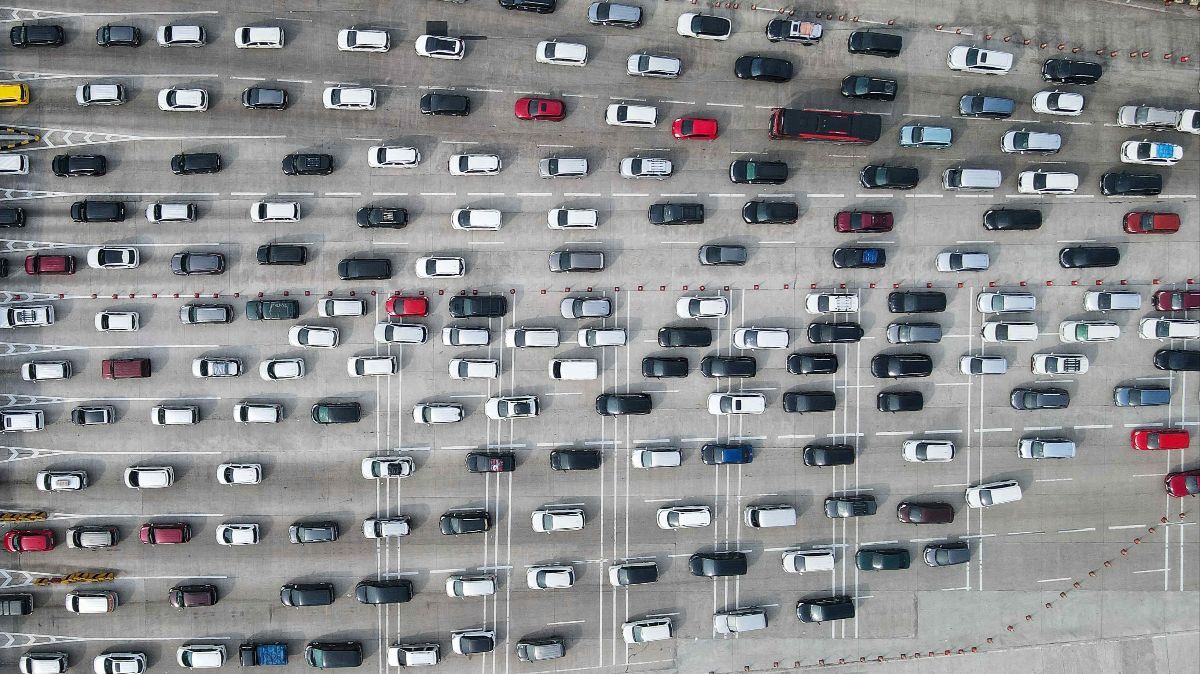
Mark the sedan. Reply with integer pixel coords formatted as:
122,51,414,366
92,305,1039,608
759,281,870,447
87,247,139,269
657,326,712,347
701,355,756,378
840,74,897,100
446,574,496,597
279,582,334,607
835,211,892,233
368,146,419,168
672,117,718,139
440,510,491,535
787,352,837,375
870,353,932,378
415,256,465,278
514,97,565,121
688,551,747,577
3,529,54,552
465,452,515,473
902,440,954,462
355,579,413,605
1060,245,1122,269
877,390,923,412
1120,141,1182,166
782,391,836,413
170,252,224,275
1010,387,1070,410
216,523,260,546
699,244,747,266
140,522,190,545
561,297,612,319
70,406,113,426
855,548,910,570
657,505,712,529
311,402,361,424
1124,211,1181,234
93,654,146,674
217,463,261,485
242,86,288,109
486,396,539,420
936,251,990,272
924,542,971,567
289,325,339,348
896,501,954,524
1032,90,1084,116
802,444,854,466
527,565,575,589
734,55,793,82
414,34,464,59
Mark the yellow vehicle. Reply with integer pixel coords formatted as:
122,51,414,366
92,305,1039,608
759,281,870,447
0,83,30,106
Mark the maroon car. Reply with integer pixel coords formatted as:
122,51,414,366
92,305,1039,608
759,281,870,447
896,500,954,524
139,522,191,545
1154,290,1200,312
835,211,893,233
24,254,76,275
168,583,217,608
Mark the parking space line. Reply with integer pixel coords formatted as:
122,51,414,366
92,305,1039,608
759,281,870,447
1035,478,1073,483
1036,577,1071,583
1110,524,1147,530
1059,528,1096,534
960,533,996,539
932,483,969,488
1007,531,1046,536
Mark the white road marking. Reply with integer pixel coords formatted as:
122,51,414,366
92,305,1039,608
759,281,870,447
1109,524,1147,530
1073,424,1111,430
1034,478,1073,483
1133,568,1169,574
1058,527,1096,534
1036,577,1071,583
706,102,744,108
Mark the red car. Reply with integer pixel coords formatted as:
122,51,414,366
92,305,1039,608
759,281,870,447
1130,428,1190,451
3,529,55,553
1165,470,1200,497
385,295,429,317
514,97,565,121
1154,290,1200,312
672,117,718,140
1123,211,1180,234
139,522,191,545
835,211,894,233
24,254,76,275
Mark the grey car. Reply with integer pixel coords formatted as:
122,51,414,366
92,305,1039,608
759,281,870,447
1010,387,1069,410
1113,385,1170,407
587,2,642,27
549,250,604,272
923,542,970,567
170,252,225,275
516,637,565,662
886,322,942,344
180,303,233,324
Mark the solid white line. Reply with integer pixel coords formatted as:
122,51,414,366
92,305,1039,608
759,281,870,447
776,434,816,439
706,102,744,108
547,619,586,626
1133,568,1169,574
1035,478,1073,482
875,431,912,436
861,540,898,546
428,568,466,574
959,533,996,539
1007,531,1045,536
932,483,969,488
324,192,361,197
1025,426,1063,431
927,429,962,434
976,427,1012,433
808,193,845,198
1074,424,1111,430
1036,577,1071,583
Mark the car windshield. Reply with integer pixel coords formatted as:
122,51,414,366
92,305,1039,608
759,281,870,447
853,78,871,95
678,119,694,135
1186,476,1199,492
979,490,994,506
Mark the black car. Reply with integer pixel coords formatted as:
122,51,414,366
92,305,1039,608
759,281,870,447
824,495,877,518
807,322,864,344
170,252,225,275
242,87,289,109
733,55,794,82
797,595,855,623
840,75,897,101
448,295,508,318
1059,246,1120,269
742,200,799,224
312,401,361,424
596,393,652,416
439,509,491,535
256,244,308,266
549,448,602,471
680,13,728,37
870,353,933,378
70,200,125,223
356,206,408,229
1042,58,1102,85
832,247,886,269
846,30,902,57
701,443,753,465
305,642,362,670
10,24,64,47
983,208,1042,231
877,390,923,412
888,291,946,314
420,93,470,116
171,152,221,175
855,548,911,571
1154,349,1200,372
499,0,557,11
657,326,712,347
787,352,838,375
280,582,335,607
337,258,392,280
803,444,855,467
52,154,106,177
96,24,140,47
648,202,704,225
465,452,516,473
924,542,970,567
641,357,689,378
0,207,25,228
859,164,918,189
354,579,413,605
730,160,788,185
688,551,747,577
282,153,333,176
1100,172,1162,197
610,562,659,586
699,244,747,266
1010,387,1069,410
783,391,836,413
71,406,113,425
700,355,756,378
245,299,299,321
289,521,339,544
958,95,1015,119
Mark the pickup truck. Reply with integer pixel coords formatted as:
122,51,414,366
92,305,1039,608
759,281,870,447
0,304,54,328
240,643,288,667
1031,353,1089,375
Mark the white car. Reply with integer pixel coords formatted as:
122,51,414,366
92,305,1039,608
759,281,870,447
93,653,147,674
733,327,789,349
781,549,836,574
76,83,124,106
215,524,259,546
619,156,672,179
150,405,199,426
1083,291,1141,311
176,644,226,669
95,311,138,332
1032,90,1083,116
547,208,598,229
656,505,711,530
1120,140,1182,166
965,479,1022,508
676,12,732,40
123,466,174,489
442,327,490,347
561,297,611,319
977,291,1036,313
448,154,501,176
318,297,367,317
485,396,539,420
86,247,140,269
1031,353,1089,375
531,508,585,533
936,251,990,272
234,26,283,48
323,86,376,110
627,53,681,78
289,325,339,348
535,40,588,66
980,321,1038,342
527,565,575,590
1059,320,1119,343
578,328,626,347
250,201,299,223
676,296,728,319
192,357,241,378
36,470,87,492
157,87,207,112
632,447,682,468
415,34,464,59
259,358,305,380
448,358,500,379
805,293,858,314
367,145,419,167
374,323,428,344
363,517,410,538
707,392,766,415
1001,130,1062,154
446,574,495,597
606,103,658,127
1139,317,1200,340
146,202,195,223
451,208,502,231
216,463,261,485
233,402,282,423
361,456,415,479
347,355,398,377
902,440,954,462
451,630,495,657
415,256,466,278
1178,109,1200,135
412,403,464,424
946,45,1013,74
338,28,389,52
1017,170,1078,194
21,360,71,381
959,355,1008,375
156,25,205,47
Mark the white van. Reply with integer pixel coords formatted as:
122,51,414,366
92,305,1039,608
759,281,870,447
323,86,377,110
713,607,767,634
1083,290,1141,311
536,40,588,66
146,203,196,223
65,590,117,614
781,549,836,573
0,154,29,175
549,359,599,380
965,479,1022,508
234,26,284,48
548,208,598,229
980,321,1039,342
743,504,797,528
151,405,199,425
539,157,588,178
942,168,1002,190
578,328,626,347
506,327,559,348
250,201,299,223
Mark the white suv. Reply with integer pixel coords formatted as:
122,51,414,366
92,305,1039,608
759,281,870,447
338,28,389,52
627,53,681,78
367,145,419,167
323,86,376,110
606,103,658,127
250,201,299,223
1017,170,1078,194
536,40,587,66
234,26,283,48
620,156,672,179
449,154,501,176
806,293,858,314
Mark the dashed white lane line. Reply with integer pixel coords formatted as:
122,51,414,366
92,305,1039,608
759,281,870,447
976,427,1012,433
547,619,586,626
706,102,744,108
906,194,943,199
277,192,314,196
1058,527,1096,534
278,78,312,84
776,434,816,439
1074,424,1111,430
564,192,601,197
1133,568,1170,574
1035,478,1073,483
926,429,962,434
1109,524,1147,530
1036,577,1072,583
229,76,265,81
611,192,649,197
659,192,698,197
808,193,845,198
661,99,695,105
1024,426,1063,431
932,483,969,488
708,193,745,198
905,113,941,118
960,533,996,539
856,193,893,199
372,192,408,196
1007,531,1045,536
325,192,361,197
875,430,912,436
230,191,267,196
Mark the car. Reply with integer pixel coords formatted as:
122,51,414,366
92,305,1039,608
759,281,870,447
415,256,465,278
1002,129,1062,154
249,202,299,224
10,23,65,47
735,56,793,83
878,390,923,412
86,247,139,270
597,393,653,416
216,463,261,485
338,28,389,52
451,208,502,230
847,30,902,56
180,303,233,325
936,251,990,272
170,152,221,175
947,45,1013,73
960,94,1017,118
708,392,766,415
170,252,224,275
550,448,602,470
871,353,932,378
887,322,942,344
1032,89,1084,116
515,96,565,121
1154,290,1200,311
156,25,206,47
627,52,684,80
348,355,399,377
355,579,413,605
548,208,598,230
698,244,747,266
730,159,788,184
797,595,855,623
123,466,173,489
588,2,642,27
257,357,303,379
977,291,1036,313
449,358,499,379
289,521,339,544
734,327,789,349
1155,349,1200,372
832,247,886,269
833,212,893,236
642,356,689,378
672,117,717,139
700,355,756,378
856,548,911,571
465,452,515,473
859,164,918,189
1,305,54,329
620,156,671,178
281,154,333,177
896,501,955,524
76,83,125,106
139,522,190,545
415,34,464,59
451,630,495,656
24,254,76,276
3,528,53,553
1121,140,1182,166
676,295,728,319
216,524,259,546
766,18,823,43
233,403,282,423
898,125,952,149
807,322,864,344
449,154,501,176
420,92,470,116
96,24,140,46
311,402,360,424
1030,353,1088,375
656,505,711,529
192,357,240,378
1010,387,1070,410
52,154,106,177
279,583,334,607
289,325,339,348
356,206,407,228
701,443,753,465
902,439,955,462
1141,318,1200,340
440,509,491,535
925,542,971,567
984,209,1042,231
549,249,604,272
19,653,68,674
607,103,658,127
889,291,947,314
367,146,418,168
362,518,409,539
677,12,730,39
323,86,376,110
244,299,298,322
448,295,507,318
506,327,559,348
1124,211,1181,234
689,551,747,577
824,495,877,518
486,395,539,420
446,574,495,597
538,40,586,65
742,200,799,224
0,207,25,227
150,405,199,425
782,391,836,413
92,654,146,674
412,403,463,424
1059,320,1119,343
841,74,897,100
21,360,71,382
1164,470,1200,497
0,409,43,433
1017,437,1077,459
787,352,837,375
1042,57,1101,84
632,447,682,468
36,470,87,492
1132,428,1190,451
338,257,391,280
516,638,566,663
1100,171,1162,196
649,202,704,225
1178,109,1200,135
542,156,588,178
1116,105,1181,129
158,87,207,112
234,26,283,48
801,444,854,467
965,479,1023,508
532,508,585,533
782,549,837,575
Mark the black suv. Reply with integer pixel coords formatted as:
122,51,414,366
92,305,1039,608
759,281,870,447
657,326,712,347
448,295,508,318
256,244,308,265
877,390,923,412
700,355,756,378
242,87,289,110
549,448,601,471
788,352,838,374
1100,172,1162,197
859,164,918,189
420,93,470,116
1059,246,1120,269
730,160,788,185
803,444,854,466
887,291,947,314
96,25,140,47
1042,58,1102,85
1154,349,1200,372
337,258,392,280
870,353,933,378
10,24,64,47
439,509,491,535
958,95,1015,119
171,152,221,175
688,551,748,577
807,322,863,344
52,154,106,177
282,153,334,176
648,202,704,225
983,209,1042,231
311,401,361,424
783,391,836,413
0,207,25,228
498,0,557,12
596,393,652,416
70,200,125,223
356,206,407,229
742,200,798,224
1010,387,1069,410
642,357,689,378
846,31,902,57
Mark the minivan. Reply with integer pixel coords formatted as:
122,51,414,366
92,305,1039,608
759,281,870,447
337,258,391,280
101,358,150,379
942,168,1001,190
548,208,598,229
1083,291,1141,311
965,479,1022,508
65,590,117,614
146,202,196,223
588,2,642,28
980,321,1039,342
713,607,768,634
743,504,797,528
549,359,599,380
627,53,681,78
0,154,30,175
1017,437,1076,459
71,201,125,223
506,327,559,348
539,157,588,178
